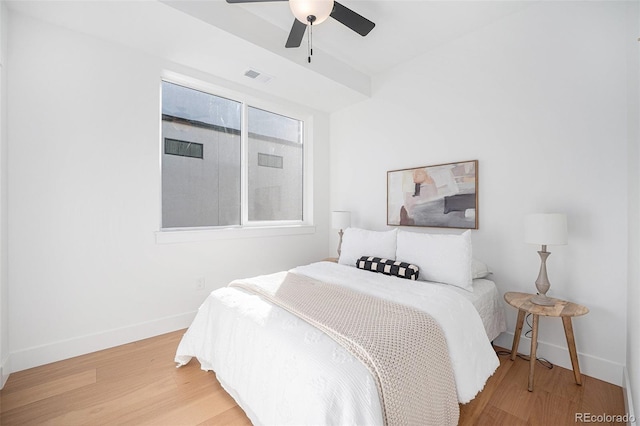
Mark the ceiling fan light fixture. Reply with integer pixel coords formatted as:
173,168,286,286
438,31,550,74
289,0,334,25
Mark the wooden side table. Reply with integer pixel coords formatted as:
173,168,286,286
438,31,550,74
504,292,589,392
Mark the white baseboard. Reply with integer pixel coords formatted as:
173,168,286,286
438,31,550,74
6,311,196,375
493,332,624,386
623,367,637,426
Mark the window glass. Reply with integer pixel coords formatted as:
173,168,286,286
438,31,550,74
248,107,303,222
161,81,241,228
161,80,305,229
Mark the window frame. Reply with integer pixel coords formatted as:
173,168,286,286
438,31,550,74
156,72,315,243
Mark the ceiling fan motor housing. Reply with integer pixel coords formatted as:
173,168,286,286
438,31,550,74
289,0,335,25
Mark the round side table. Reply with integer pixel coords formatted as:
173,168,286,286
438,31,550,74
504,291,589,392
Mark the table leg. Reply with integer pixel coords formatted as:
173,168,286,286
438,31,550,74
511,310,526,361
528,314,539,392
562,316,583,386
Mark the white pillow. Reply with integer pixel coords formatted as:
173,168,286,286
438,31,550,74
472,259,493,279
396,230,473,291
338,228,397,267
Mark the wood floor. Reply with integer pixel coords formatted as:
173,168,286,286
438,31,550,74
0,329,625,425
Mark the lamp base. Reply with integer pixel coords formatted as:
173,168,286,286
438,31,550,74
530,294,556,306
531,248,555,306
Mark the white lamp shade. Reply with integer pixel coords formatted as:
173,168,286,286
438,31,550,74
289,0,335,25
332,211,351,230
524,213,568,246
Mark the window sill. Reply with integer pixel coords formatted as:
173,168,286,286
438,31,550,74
155,224,316,244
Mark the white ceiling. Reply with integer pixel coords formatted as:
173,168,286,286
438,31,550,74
6,0,535,112
175,0,533,77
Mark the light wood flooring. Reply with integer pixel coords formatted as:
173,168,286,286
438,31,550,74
0,329,626,425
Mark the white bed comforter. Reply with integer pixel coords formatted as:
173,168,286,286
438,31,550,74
175,261,499,425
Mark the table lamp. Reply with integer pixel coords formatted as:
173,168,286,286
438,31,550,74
331,211,351,257
524,213,568,306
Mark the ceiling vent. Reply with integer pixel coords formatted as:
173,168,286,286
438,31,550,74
243,68,274,84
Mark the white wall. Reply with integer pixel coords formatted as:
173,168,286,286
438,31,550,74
626,0,640,421
5,11,331,372
0,0,9,388
331,1,630,386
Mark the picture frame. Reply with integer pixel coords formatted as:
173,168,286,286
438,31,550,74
387,160,478,229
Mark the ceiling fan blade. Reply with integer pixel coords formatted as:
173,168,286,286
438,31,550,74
226,0,286,3
285,19,307,48
330,1,375,36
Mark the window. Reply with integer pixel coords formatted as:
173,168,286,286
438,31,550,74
161,80,305,230
165,139,204,159
258,153,283,169
248,107,303,222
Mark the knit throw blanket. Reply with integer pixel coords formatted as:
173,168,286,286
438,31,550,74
229,272,459,426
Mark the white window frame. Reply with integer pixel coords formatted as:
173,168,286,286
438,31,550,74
156,71,314,244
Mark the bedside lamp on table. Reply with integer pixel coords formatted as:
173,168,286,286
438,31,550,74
331,211,351,257
524,213,568,306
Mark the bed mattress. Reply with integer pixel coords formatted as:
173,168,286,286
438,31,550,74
429,277,506,342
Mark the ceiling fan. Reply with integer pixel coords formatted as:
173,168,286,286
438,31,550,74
226,0,375,61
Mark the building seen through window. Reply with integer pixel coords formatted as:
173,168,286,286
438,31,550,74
161,81,303,229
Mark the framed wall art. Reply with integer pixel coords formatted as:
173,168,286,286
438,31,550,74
387,160,478,229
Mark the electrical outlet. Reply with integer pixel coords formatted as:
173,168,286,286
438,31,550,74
196,277,205,291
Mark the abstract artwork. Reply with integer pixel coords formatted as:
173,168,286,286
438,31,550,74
387,160,478,229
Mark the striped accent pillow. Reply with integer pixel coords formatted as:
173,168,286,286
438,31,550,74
356,256,420,281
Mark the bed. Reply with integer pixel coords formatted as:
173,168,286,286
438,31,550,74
175,229,506,425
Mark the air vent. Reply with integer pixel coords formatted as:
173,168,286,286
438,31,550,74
243,68,274,84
